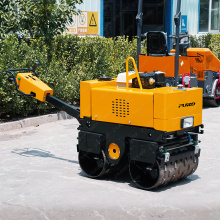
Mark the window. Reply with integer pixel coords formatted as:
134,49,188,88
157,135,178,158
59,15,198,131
211,0,219,30
199,0,220,32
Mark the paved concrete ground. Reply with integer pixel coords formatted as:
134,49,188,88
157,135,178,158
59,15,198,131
0,107,220,220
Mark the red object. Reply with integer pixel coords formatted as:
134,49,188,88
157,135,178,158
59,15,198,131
182,73,191,88
215,71,220,99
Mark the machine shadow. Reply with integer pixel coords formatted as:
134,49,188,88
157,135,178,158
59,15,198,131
203,106,213,109
79,165,132,184
11,148,78,164
12,148,200,191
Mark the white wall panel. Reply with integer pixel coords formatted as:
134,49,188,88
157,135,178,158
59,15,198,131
173,0,199,35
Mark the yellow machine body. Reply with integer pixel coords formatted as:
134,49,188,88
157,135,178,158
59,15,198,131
80,79,202,132
14,68,202,133
16,73,53,102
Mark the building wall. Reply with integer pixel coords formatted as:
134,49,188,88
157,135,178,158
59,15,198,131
172,0,200,35
173,0,220,35
70,0,220,37
76,0,100,12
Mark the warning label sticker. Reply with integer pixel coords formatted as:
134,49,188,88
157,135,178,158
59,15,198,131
88,12,98,34
77,12,88,34
66,15,77,34
67,11,98,35
89,14,97,27
78,13,87,27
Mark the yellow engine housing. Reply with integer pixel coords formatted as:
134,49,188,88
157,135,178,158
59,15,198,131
80,79,202,132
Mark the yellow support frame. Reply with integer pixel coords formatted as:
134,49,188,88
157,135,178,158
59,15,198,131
126,57,143,89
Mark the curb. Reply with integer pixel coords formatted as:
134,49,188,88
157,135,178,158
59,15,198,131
0,112,73,132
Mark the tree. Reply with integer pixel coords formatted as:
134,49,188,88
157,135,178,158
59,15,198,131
0,0,20,38
0,0,83,42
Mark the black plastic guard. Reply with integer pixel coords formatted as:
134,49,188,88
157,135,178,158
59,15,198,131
130,139,159,164
78,131,105,154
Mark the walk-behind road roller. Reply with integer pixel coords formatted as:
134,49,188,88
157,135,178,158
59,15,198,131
6,0,203,190
6,56,203,190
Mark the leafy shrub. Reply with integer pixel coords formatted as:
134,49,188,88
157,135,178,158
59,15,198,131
0,35,49,117
189,34,220,59
209,34,220,59
0,34,138,118
190,34,212,48
2,33,220,119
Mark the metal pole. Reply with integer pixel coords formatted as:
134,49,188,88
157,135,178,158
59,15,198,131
174,0,181,86
137,0,143,71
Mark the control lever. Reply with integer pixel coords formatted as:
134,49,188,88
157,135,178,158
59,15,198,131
32,62,40,77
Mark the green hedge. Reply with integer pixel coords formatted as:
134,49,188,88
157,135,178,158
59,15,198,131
189,34,212,48
1,33,220,118
190,34,220,59
209,34,220,59
0,35,137,118
0,35,49,117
